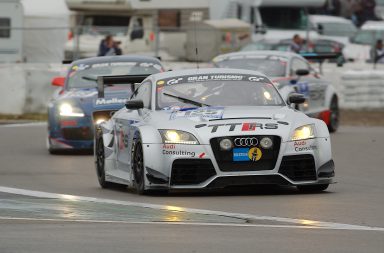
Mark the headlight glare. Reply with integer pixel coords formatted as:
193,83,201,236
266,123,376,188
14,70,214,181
291,124,315,141
59,103,85,117
159,130,199,145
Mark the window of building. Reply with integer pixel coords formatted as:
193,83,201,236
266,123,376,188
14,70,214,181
158,10,180,29
0,18,11,38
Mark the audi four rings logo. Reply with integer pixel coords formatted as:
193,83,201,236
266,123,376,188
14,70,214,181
234,137,258,147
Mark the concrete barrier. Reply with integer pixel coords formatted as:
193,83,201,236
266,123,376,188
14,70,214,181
341,70,384,109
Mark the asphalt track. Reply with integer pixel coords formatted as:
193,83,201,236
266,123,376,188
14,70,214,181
0,123,383,252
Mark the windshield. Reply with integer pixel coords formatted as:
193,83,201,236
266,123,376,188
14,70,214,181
215,56,287,77
352,30,384,45
260,7,308,30
156,74,284,110
81,15,130,36
67,62,163,89
319,22,357,37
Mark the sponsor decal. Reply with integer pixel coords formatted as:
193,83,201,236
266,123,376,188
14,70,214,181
248,147,262,161
248,76,265,82
167,78,183,85
118,131,129,150
207,123,278,133
158,74,270,86
297,82,310,97
95,98,127,105
294,140,317,152
162,144,176,149
233,148,250,162
162,150,196,157
234,137,258,147
295,145,317,152
233,147,262,162
170,107,224,120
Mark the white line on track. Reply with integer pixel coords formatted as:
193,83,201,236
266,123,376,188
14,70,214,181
0,122,47,128
0,186,383,232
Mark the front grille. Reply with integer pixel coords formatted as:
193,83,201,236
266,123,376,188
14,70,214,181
170,159,216,185
279,155,317,181
61,127,93,141
210,135,281,172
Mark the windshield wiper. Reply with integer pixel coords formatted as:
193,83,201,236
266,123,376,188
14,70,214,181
163,93,210,107
82,76,97,82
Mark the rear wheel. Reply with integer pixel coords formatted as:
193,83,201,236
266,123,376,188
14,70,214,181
132,138,147,195
95,129,113,188
328,96,339,133
297,184,329,193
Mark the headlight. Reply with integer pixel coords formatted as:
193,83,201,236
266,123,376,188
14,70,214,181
159,130,199,145
291,124,315,141
59,103,85,117
95,118,106,125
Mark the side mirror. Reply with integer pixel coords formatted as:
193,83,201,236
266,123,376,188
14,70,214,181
295,69,310,76
51,76,65,87
125,100,144,110
288,93,306,105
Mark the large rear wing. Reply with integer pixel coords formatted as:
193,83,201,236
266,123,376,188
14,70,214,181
97,74,150,98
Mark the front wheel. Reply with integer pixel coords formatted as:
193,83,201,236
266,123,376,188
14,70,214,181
95,129,113,188
328,96,339,133
132,138,147,195
297,184,329,193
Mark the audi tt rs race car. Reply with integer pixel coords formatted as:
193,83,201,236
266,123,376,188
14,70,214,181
95,68,335,194
47,55,164,154
212,51,340,132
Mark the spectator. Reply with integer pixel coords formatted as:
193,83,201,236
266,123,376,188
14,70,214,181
289,34,303,53
98,35,123,56
371,39,384,64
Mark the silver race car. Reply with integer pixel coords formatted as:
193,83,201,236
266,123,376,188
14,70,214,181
213,51,340,132
95,68,335,194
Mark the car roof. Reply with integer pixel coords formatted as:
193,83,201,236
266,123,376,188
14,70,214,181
149,68,269,81
70,55,163,66
213,50,300,61
361,21,384,30
310,15,353,24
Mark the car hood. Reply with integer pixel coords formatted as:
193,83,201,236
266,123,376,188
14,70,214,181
147,106,315,143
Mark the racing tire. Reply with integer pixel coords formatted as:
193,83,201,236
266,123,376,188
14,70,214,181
328,96,339,133
95,129,113,188
132,137,147,195
47,136,60,155
297,184,329,193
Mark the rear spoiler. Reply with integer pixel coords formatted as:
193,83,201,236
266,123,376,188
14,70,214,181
97,74,150,98
300,52,342,61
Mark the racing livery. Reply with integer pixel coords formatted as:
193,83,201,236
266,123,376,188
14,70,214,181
212,51,340,132
47,55,164,153
95,68,335,194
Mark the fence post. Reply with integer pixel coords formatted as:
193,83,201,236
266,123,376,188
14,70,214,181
154,25,160,58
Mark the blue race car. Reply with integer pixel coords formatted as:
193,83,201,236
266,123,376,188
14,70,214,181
47,55,164,154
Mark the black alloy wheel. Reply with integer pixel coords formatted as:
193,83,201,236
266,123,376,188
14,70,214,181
132,139,146,195
328,96,339,133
